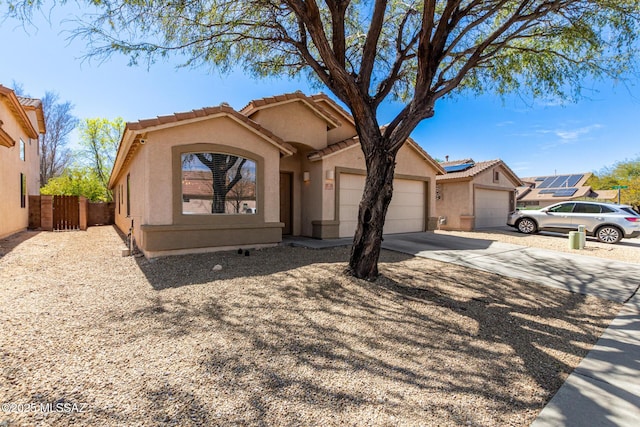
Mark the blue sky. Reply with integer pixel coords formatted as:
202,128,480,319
1,5,638,178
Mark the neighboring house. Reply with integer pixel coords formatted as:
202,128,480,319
436,159,522,230
109,91,444,257
517,173,618,208
0,85,45,239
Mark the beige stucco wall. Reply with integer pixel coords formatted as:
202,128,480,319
436,165,521,230
112,146,147,250
318,103,357,144
250,102,329,150
0,99,40,239
112,115,284,255
473,165,519,188
436,180,472,230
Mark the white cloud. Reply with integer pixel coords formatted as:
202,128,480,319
536,123,603,149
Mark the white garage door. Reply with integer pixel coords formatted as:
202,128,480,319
474,188,510,228
339,174,425,237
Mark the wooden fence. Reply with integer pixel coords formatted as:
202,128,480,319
53,195,80,231
28,196,115,231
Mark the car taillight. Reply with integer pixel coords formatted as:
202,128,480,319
625,217,640,222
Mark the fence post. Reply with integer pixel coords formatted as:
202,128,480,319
28,195,41,229
40,195,53,231
79,197,88,230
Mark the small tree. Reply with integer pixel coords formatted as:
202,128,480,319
77,117,125,201
588,158,640,210
39,91,78,186
40,167,108,202
9,0,639,279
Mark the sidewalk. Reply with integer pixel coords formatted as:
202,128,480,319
531,299,640,427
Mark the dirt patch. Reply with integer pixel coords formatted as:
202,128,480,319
0,226,621,426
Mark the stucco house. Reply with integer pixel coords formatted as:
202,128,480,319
436,158,522,231
517,173,618,208
0,85,45,239
109,92,444,257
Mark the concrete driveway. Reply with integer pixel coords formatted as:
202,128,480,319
382,232,640,304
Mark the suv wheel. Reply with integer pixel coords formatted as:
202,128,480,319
516,218,537,234
596,226,622,244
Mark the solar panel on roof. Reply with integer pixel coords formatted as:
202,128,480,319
549,175,571,188
443,163,474,173
553,188,578,197
539,189,556,194
535,177,545,181
537,177,557,188
567,174,583,187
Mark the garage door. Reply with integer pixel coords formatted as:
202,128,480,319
339,174,425,237
474,188,510,228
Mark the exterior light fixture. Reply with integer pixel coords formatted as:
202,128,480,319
303,171,310,182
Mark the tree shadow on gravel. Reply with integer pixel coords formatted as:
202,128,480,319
133,245,383,290
102,251,621,426
0,230,40,260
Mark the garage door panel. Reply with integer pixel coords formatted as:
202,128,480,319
475,189,510,228
339,174,425,237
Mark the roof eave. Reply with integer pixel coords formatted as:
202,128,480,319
0,85,39,139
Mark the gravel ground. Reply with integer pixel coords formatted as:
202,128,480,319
0,226,622,426
435,228,640,263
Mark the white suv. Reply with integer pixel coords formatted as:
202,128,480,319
507,201,640,244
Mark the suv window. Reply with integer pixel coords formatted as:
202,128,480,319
573,203,601,214
621,207,640,216
548,203,575,213
600,205,616,213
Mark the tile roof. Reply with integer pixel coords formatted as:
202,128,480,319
520,173,592,187
591,189,618,200
309,93,355,125
0,85,40,138
437,159,523,185
440,158,475,167
516,173,605,202
240,91,341,128
125,104,296,155
307,134,445,174
307,137,359,160
517,186,592,201
17,96,42,108
438,159,494,179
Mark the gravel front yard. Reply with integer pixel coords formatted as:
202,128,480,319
0,227,622,426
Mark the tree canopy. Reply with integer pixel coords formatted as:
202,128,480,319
587,157,640,210
40,166,110,202
77,117,125,201
7,0,639,278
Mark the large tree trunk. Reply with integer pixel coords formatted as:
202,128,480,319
348,144,397,280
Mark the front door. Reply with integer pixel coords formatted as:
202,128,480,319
279,172,292,235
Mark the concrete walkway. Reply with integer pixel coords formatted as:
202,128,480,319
283,232,640,426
